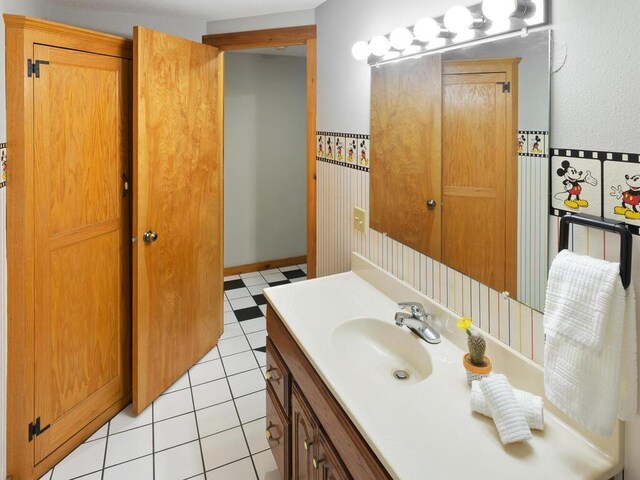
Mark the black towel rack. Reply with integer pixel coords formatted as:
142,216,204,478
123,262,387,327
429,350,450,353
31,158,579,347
558,213,633,289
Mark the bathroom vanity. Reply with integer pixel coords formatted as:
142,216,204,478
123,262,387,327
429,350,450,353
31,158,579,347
263,254,623,480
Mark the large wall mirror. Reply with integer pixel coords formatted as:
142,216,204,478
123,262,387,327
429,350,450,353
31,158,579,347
370,29,551,311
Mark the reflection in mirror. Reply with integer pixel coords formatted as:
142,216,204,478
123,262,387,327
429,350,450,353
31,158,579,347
370,30,550,311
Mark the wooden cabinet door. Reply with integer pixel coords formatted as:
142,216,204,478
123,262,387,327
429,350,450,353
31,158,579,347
370,54,442,260
315,431,350,480
292,385,316,480
442,61,517,294
266,385,290,479
32,45,132,463
132,26,224,413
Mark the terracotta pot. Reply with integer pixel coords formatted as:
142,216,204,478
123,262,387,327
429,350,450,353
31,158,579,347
462,353,492,385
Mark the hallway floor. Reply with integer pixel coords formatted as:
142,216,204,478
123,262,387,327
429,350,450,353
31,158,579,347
41,264,307,480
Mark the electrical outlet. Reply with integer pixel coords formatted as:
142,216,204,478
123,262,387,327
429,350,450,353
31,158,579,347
354,207,366,233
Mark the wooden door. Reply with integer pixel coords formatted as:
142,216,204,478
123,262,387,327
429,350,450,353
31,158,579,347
33,45,131,462
292,386,316,480
370,54,442,259
442,60,517,294
316,431,350,480
133,26,223,413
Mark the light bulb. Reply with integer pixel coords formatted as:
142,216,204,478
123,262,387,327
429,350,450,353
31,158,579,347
444,5,483,33
402,44,422,56
351,41,371,60
486,17,511,35
482,0,529,20
382,51,401,61
369,35,391,57
413,17,442,42
389,27,414,50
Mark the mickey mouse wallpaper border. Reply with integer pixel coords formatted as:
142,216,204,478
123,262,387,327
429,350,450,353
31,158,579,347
550,148,640,235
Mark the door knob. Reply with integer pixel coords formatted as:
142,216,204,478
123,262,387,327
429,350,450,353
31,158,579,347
143,230,158,244
426,200,437,209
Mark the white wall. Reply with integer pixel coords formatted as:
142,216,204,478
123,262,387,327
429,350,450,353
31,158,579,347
224,52,307,267
314,0,640,476
207,9,315,35
46,4,207,41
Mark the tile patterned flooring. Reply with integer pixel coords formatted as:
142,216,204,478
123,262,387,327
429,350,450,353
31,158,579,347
40,264,307,480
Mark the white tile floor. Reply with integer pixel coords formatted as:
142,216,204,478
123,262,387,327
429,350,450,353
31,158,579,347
40,265,307,480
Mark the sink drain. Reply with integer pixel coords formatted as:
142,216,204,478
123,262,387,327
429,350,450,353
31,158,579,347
393,369,410,380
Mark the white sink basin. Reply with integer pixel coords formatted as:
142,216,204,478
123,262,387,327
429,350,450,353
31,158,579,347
331,317,432,385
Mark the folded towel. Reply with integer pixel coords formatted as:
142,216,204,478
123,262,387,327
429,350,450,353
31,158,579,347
471,380,544,430
479,374,532,444
544,250,637,436
544,250,620,351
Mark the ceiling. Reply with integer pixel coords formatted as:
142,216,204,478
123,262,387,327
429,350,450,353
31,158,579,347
50,0,327,20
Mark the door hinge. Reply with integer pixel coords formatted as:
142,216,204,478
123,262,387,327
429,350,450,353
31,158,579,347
27,59,50,78
497,81,511,93
28,417,50,442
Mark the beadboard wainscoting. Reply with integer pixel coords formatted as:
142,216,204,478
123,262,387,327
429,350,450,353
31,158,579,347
518,131,549,311
316,132,640,368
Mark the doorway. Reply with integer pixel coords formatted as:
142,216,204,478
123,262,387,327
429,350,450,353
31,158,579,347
203,26,317,279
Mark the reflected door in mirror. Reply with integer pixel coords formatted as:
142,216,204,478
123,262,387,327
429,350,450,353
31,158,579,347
442,59,519,294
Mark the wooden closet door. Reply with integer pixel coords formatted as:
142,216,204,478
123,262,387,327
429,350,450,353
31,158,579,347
370,54,442,259
133,27,223,413
442,71,508,292
33,45,131,463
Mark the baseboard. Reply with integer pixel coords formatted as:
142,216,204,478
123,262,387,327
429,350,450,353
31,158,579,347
224,255,307,276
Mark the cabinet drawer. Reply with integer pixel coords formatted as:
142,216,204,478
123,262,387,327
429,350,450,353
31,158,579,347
266,337,290,412
266,383,290,480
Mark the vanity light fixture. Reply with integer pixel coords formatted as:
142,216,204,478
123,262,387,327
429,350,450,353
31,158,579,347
351,40,371,60
443,5,485,33
389,27,414,50
350,0,547,64
482,0,533,20
369,35,391,57
413,17,449,43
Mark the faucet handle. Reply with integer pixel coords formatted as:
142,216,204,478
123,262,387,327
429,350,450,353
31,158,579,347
398,301,426,317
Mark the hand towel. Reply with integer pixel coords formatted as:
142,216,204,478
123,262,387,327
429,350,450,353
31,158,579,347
544,250,637,436
471,380,544,430
479,374,532,444
544,250,620,351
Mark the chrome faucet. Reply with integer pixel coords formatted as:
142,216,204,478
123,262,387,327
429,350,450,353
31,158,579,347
394,301,441,344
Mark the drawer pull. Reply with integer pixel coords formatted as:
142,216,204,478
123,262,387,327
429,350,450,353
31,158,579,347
265,366,280,383
303,439,313,451
265,422,281,443
313,457,324,469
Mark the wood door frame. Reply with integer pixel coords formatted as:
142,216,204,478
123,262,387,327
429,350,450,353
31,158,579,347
443,58,520,296
4,15,133,480
202,26,318,279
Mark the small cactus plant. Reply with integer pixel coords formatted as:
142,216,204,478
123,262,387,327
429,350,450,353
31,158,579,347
457,317,488,367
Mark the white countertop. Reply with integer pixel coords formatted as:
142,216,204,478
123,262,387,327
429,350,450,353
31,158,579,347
264,256,621,480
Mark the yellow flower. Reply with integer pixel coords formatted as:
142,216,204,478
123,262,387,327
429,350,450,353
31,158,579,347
456,317,473,331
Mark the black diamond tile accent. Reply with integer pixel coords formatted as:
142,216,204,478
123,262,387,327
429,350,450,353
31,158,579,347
253,346,267,353
269,280,290,287
283,269,306,280
234,306,263,322
224,279,245,291
253,294,267,306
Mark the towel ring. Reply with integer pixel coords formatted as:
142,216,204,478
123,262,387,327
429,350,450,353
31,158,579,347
558,213,633,289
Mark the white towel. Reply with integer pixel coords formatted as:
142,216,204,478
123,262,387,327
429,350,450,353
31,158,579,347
544,250,621,351
479,374,532,444
471,380,544,430
544,250,637,436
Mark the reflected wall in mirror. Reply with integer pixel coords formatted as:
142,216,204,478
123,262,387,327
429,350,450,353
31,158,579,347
370,30,550,311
